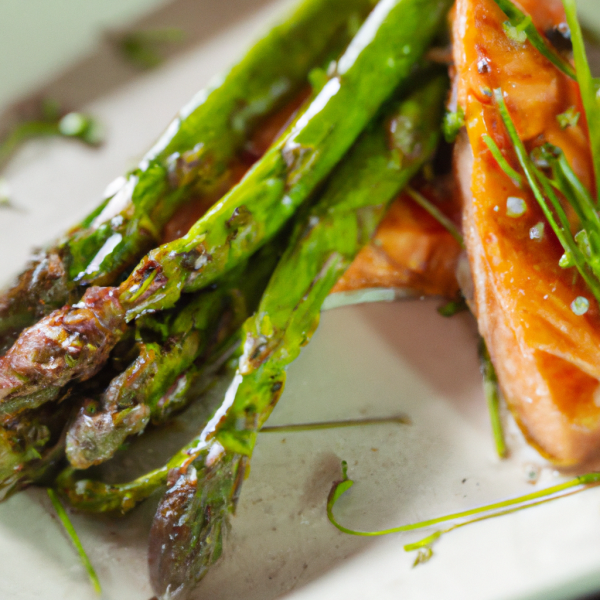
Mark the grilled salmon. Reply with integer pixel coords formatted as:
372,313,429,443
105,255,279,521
453,0,600,465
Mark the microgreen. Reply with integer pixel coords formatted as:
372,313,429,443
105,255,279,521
557,106,581,129
492,88,600,306
403,489,583,561
479,339,508,459
563,0,600,205
327,462,600,553
261,416,410,433
495,0,600,205
492,0,576,80
406,186,464,248
482,134,523,187
442,107,465,143
437,297,468,318
503,16,531,45
47,489,101,594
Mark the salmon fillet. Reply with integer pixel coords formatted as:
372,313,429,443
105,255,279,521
454,0,600,465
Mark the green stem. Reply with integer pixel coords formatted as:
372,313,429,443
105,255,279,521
494,88,600,305
46,488,101,594
479,339,508,459
405,185,464,247
481,134,523,187
327,461,600,537
261,416,410,433
403,488,582,554
563,0,600,205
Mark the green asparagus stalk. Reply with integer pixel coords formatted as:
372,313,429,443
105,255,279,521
0,0,375,352
65,239,285,469
0,0,452,416
147,73,448,600
54,72,446,527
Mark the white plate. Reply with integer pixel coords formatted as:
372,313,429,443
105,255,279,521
2,2,600,599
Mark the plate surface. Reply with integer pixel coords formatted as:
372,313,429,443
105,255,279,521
2,2,600,599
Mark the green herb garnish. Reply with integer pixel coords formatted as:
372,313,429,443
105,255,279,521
503,17,531,45
563,0,600,205
492,0,576,80
406,186,464,248
482,134,523,187
261,416,410,433
557,106,581,129
437,297,468,318
443,106,465,143
491,89,600,305
479,339,508,459
327,462,600,552
47,488,101,594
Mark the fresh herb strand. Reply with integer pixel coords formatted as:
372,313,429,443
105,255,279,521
327,462,600,538
482,134,523,187
437,297,468,318
492,0,576,80
493,88,600,305
261,416,410,433
46,488,101,594
503,16,531,45
479,339,508,459
557,106,581,129
405,186,464,248
542,147,600,276
403,489,583,558
563,0,600,205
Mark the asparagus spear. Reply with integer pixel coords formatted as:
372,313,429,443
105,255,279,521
0,0,452,416
0,0,375,352
55,73,447,526
65,239,285,469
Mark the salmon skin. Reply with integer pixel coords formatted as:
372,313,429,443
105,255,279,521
453,0,600,465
